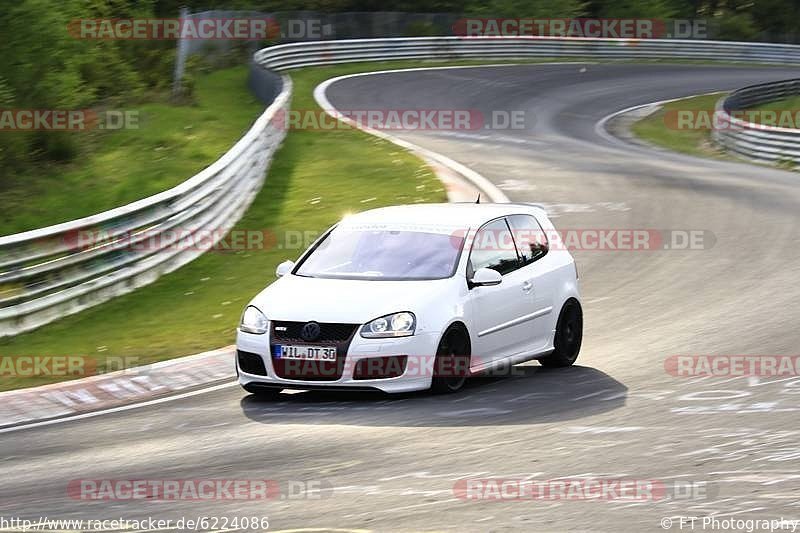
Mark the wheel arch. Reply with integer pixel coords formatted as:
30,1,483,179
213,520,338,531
440,319,471,351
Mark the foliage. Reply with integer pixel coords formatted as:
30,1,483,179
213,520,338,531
2,0,799,184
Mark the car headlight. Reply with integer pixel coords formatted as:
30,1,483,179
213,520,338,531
240,305,268,335
361,312,416,338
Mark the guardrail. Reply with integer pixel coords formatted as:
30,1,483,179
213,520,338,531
6,35,800,338
255,36,800,70
0,75,292,337
713,79,800,165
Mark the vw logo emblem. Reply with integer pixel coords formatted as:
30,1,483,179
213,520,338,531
301,322,321,342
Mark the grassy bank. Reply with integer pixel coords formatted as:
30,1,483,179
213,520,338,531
630,93,727,157
748,96,800,126
631,91,800,166
0,67,263,236
0,62,447,391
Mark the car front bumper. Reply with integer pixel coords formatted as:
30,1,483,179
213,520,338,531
236,328,440,393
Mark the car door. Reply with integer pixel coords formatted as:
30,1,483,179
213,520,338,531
466,217,531,367
507,213,557,351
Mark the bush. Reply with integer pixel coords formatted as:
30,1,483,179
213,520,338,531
716,12,759,41
405,20,440,37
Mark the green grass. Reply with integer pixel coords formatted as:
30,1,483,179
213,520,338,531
0,62,447,391
0,67,263,236
631,93,728,157
747,96,800,127
631,92,800,164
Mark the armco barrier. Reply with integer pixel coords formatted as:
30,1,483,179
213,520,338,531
713,78,800,164
254,36,800,70
0,75,291,337
5,36,800,337
249,59,285,104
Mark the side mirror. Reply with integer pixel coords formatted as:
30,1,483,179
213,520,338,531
276,260,295,277
469,267,502,287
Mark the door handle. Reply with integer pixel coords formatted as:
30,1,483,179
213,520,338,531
522,281,533,292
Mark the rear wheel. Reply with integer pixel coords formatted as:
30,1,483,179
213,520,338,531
242,384,283,399
539,299,583,368
431,325,471,393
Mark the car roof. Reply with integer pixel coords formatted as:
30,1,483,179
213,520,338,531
339,203,547,230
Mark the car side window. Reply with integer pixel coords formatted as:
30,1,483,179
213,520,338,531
468,218,520,276
507,214,549,266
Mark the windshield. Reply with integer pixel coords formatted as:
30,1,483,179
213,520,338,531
295,228,464,280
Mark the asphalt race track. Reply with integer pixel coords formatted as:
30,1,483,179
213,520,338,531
3,63,800,532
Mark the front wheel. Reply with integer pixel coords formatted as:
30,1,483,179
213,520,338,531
431,326,471,394
539,299,583,368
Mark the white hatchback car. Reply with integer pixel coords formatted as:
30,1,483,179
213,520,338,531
237,203,581,396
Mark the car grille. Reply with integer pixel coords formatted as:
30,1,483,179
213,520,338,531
271,321,358,343
237,350,267,376
270,321,359,381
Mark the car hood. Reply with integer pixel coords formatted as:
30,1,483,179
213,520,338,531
250,274,455,325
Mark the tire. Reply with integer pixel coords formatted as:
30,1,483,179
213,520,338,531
539,299,583,368
431,325,471,394
242,384,283,399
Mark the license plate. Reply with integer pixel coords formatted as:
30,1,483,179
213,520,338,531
276,344,337,361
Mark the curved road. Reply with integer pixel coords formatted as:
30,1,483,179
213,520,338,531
3,64,800,532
